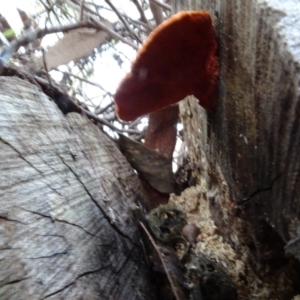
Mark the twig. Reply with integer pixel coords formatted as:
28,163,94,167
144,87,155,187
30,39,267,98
108,41,133,64
54,69,113,97
149,0,164,25
128,116,146,128
79,0,85,21
131,0,151,28
41,48,52,88
85,2,151,32
94,102,114,115
91,19,139,50
0,21,96,68
33,75,141,134
105,0,143,44
139,222,187,300
130,130,146,141
70,0,143,46
0,15,139,69
124,16,151,33
149,0,172,11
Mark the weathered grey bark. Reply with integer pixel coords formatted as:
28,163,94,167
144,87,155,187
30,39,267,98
172,0,300,299
1,1,300,299
0,77,157,299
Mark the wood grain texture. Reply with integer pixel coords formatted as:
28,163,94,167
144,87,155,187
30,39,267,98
0,77,156,299
173,0,300,298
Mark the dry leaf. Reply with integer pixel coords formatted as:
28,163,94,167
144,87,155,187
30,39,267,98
117,134,177,194
35,24,111,69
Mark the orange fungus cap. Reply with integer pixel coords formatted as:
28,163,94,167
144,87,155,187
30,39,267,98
114,11,219,121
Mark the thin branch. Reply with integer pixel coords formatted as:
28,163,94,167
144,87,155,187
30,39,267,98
79,0,84,21
128,116,146,128
149,1,164,25
150,0,171,11
54,69,113,97
41,48,53,88
124,15,151,33
130,130,146,141
72,0,106,19
0,19,139,69
108,42,133,64
0,21,96,68
91,19,139,50
35,75,140,135
94,102,114,115
105,0,142,44
139,222,186,300
49,1,73,26
86,2,151,32
131,0,151,27
102,112,117,121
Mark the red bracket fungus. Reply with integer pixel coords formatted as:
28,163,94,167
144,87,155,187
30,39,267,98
114,11,219,121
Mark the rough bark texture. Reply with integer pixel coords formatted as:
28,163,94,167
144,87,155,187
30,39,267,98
0,77,157,299
1,1,300,299
171,0,300,299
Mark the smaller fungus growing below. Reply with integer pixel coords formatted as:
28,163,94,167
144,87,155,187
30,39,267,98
114,10,219,121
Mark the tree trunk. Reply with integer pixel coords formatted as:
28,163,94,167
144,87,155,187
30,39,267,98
170,0,300,299
0,77,157,299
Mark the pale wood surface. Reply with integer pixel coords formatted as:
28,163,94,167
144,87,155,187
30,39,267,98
177,0,300,258
1,0,300,298
174,0,300,298
0,77,155,299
